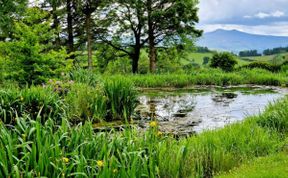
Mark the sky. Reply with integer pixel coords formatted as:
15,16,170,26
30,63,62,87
197,0,288,36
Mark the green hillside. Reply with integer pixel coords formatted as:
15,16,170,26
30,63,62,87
242,52,288,65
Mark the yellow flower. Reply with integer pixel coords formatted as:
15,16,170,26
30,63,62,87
149,121,158,128
113,169,118,173
20,96,24,101
157,131,163,137
62,157,69,163
97,160,104,168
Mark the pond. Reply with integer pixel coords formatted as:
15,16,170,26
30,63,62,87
134,86,288,136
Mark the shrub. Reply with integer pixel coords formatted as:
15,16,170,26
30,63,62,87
0,86,64,124
210,52,238,72
242,62,281,72
202,56,210,65
0,8,71,85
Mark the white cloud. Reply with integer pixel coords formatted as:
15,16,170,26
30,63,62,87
245,11,285,19
198,0,288,23
198,0,288,36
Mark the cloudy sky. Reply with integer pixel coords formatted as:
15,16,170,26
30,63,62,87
197,0,288,36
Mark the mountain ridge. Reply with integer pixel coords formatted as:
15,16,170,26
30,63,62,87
197,29,288,53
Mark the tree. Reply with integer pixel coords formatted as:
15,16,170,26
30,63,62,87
0,8,70,85
0,0,27,40
74,0,103,70
99,0,147,73
203,57,210,65
239,50,261,57
145,0,202,73
100,0,201,73
210,52,238,72
42,0,65,48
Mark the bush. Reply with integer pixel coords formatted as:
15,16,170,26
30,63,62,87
242,62,281,72
210,52,238,72
0,86,65,124
0,8,71,85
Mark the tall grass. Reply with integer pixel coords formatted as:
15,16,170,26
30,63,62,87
105,68,287,88
0,79,138,124
103,79,138,121
0,86,64,124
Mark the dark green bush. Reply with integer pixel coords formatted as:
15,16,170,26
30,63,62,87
0,8,71,86
210,52,238,72
0,86,65,124
242,62,281,72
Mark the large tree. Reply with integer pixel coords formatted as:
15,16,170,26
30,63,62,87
145,0,202,73
100,0,201,73
74,0,103,70
99,0,147,73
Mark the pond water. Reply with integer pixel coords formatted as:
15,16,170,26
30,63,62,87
135,86,288,135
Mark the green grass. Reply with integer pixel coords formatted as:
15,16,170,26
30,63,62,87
106,68,288,88
243,52,288,65
183,52,250,67
217,153,288,178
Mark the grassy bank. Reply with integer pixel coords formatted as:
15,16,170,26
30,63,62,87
217,153,288,178
106,68,288,88
0,87,288,177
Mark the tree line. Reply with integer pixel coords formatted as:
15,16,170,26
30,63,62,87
0,0,202,74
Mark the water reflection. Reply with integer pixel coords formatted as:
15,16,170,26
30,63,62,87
135,87,287,134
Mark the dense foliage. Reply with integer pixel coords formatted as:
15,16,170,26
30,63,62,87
0,8,70,85
210,52,238,72
239,50,261,57
263,46,288,56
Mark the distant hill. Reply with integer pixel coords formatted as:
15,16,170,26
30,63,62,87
197,29,288,53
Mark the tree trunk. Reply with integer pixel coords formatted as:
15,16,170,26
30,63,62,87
66,0,74,58
85,12,93,70
52,5,60,48
131,34,141,73
147,0,157,73
131,48,140,73
149,41,157,73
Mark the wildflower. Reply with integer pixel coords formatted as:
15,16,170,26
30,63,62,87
62,157,69,164
157,131,163,137
149,121,158,128
20,96,24,101
97,160,104,168
113,169,118,173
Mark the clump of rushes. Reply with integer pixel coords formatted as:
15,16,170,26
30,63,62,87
103,79,138,121
65,83,107,123
0,86,65,124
